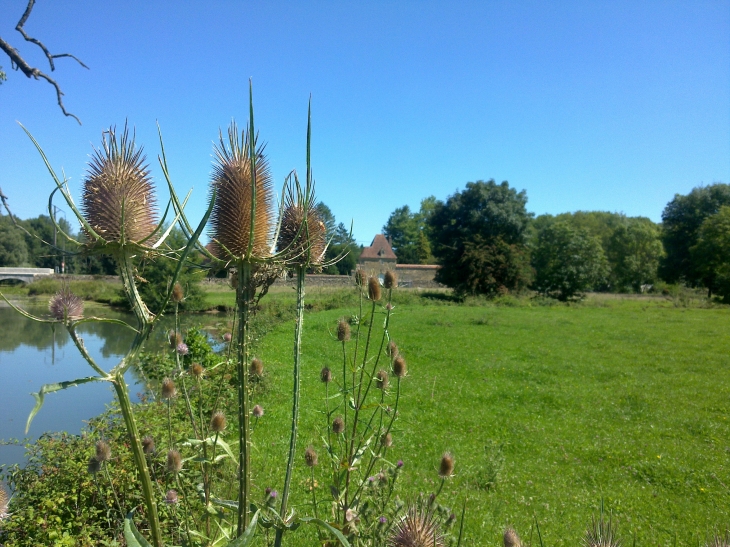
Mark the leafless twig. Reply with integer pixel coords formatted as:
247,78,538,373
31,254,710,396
0,0,88,124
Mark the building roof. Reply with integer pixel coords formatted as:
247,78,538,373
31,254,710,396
359,234,397,260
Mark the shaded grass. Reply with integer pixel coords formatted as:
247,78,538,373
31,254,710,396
247,291,730,546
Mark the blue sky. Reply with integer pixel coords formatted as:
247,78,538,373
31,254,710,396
0,1,728,246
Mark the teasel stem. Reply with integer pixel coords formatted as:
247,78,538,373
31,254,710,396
112,370,163,547
166,399,173,449
310,466,319,520
103,461,124,519
275,264,306,547
175,303,201,441
211,303,237,414
196,373,211,537
118,248,151,326
176,474,194,547
236,261,254,535
434,477,446,500
341,338,348,439
93,473,114,530
325,377,333,457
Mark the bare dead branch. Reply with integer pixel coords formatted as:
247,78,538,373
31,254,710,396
0,0,87,123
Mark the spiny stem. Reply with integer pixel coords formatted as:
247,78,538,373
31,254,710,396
103,462,124,518
236,261,253,536
275,265,306,547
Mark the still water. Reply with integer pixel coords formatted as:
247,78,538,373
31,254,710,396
0,301,224,470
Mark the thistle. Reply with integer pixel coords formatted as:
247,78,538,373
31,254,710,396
252,405,264,418
166,450,183,474
384,270,397,289
320,367,333,383
209,122,273,260
250,357,264,377
388,506,444,547
393,355,407,378
95,440,112,463
368,276,382,301
337,319,351,342
304,445,318,467
49,289,84,321
161,378,177,400
165,489,179,505
210,411,227,432
142,436,156,455
81,125,157,245
190,363,204,378
276,182,327,267
332,416,345,434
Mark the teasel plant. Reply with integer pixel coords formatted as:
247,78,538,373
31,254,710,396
0,121,213,547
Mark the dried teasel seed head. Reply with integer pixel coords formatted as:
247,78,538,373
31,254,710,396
210,411,227,432
250,357,263,377
171,282,184,303
252,404,264,418
337,319,351,342
368,276,382,301
277,186,327,266
49,289,84,321
393,356,407,378
165,489,179,505
387,340,399,358
381,432,393,448
389,506,445,547
87,456,102,475
320,367,332,383
82,125,157,244
166,449,183,473
355,269,367,287
384,270,397,289
504,528,521,547
0,483,9,520
209,122,273,259
95,440,111,463
142,436,156,455
439,452,455,478
161,378,177,400
376,370,389,390
304,445,318,467
168,330,182,348
332,416,345,434
190,363,204,378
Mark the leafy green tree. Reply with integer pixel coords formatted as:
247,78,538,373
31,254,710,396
532,221,608,300
660,183,730,285
607,218,664,292
0,215,29,266
382,196,437,264
315,202,337,241
690,206,730,300
429,180,533,295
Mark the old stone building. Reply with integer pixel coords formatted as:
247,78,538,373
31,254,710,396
358,234,397,274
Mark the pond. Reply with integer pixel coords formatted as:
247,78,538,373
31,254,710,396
0,301,228,471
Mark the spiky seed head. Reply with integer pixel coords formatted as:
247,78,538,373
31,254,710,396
210,411,227,432
87,456,102,474
171,282,184,303
252,404,264,418
166,449,183,473
277,187,327,266
49,289,84,321
387,340,399,358
161,378,177,400
190,363,204,378
384,270,397,289
393,356,407,378
168,330,182,348
142,436,156,455
332,416,345,434
439,453,455,478
388,506,444,547
368,276,382,301
583,513,622,547
250,357,263,377
337,319,351,342
176,342,189,356
355,269,367,287
304,445,318,467
95,440,111,462
504,528,521,547
209,122,273,259
165,489,179,504
0,483,9,520
320,367,332,383
376,370,389,390
223,332,232,343
381,432,393,448
82,125,157,244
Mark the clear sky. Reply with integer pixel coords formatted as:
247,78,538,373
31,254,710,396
0,1,728,246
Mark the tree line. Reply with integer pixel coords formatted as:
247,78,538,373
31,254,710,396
383,180,730,301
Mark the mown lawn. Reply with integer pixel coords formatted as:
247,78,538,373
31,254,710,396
246,291,730,546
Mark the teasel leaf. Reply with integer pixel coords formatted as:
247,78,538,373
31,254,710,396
47,187,82,248
0,292,57,324
26,376,104,434
184,435,236,462
297,517,351,546
72,317,139,334
276,173,327,266
227,508,261,547
124,509,154,547
19,123,103,241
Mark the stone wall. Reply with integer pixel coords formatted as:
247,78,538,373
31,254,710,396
395,264,441,288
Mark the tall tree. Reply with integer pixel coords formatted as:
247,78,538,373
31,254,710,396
660,183,730,285
532,221,608,300
690,206,730,299
0,214,28,266
428,180,533,295
382,196,437,264
607,218,664,292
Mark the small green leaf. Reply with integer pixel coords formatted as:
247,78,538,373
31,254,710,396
299,517,351,546
26,376,104,433
226,509,260,546
124,510,154,547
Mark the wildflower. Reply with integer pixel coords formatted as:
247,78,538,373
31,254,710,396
346,508,357,522
49,289,84,321
368,276,382,301
384,270,397,289
161,378,176,400
142,436,156,455
388,506,444,547
397,460,404,468
166,450,183,473
337,320,351,342
304,445,318,467
379,516,388,525
165,489,179,505
504,527,521,547
176,342,189,356
332,416,345,434
320,367,332,383
439,453,455,478
95,440,111,463
210,411,227,432
252,405,264,418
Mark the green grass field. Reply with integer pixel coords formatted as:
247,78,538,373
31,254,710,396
242,290,730,546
